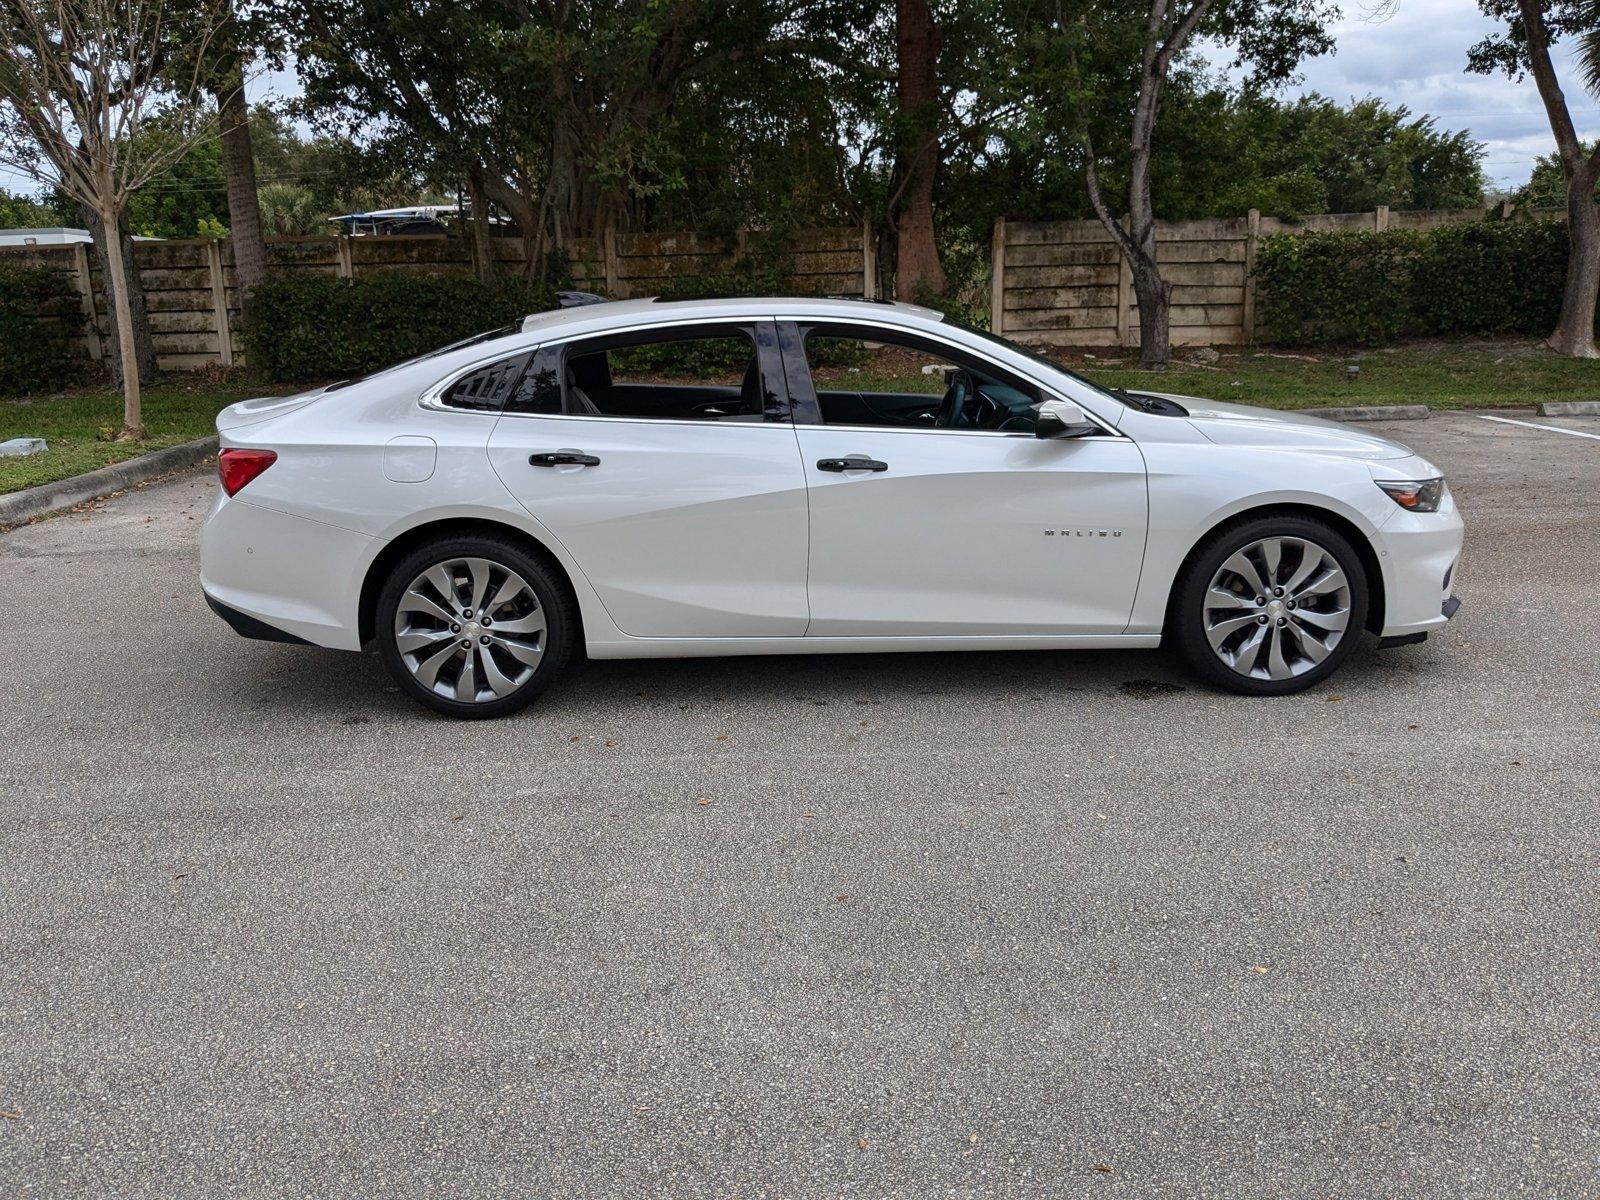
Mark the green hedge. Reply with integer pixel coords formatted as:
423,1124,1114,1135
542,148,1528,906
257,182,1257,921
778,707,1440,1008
0,266,84,395
1255,219,1570,345
243,272,557,382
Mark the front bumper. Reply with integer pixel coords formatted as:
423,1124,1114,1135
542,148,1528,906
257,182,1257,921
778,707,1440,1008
1378,595,1460,648
1374,498,1465,638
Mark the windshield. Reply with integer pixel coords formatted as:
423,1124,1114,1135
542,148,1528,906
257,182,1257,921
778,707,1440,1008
325,324,523,392
946,318,1139,408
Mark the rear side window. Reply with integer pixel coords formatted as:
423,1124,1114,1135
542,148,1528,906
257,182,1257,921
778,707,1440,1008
440,352,531,411
557,325,773,422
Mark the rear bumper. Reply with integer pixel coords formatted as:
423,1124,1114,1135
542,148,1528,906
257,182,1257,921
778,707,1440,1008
199,492,374,651
204,592,312,645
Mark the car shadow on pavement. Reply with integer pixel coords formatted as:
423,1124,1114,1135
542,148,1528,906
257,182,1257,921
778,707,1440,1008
203,632,1412,723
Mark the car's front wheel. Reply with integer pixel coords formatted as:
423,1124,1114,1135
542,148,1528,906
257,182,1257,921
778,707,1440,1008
1171,515,1369,696
375,534,575,718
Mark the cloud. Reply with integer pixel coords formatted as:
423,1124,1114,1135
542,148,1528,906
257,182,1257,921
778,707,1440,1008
1203,0,1600,190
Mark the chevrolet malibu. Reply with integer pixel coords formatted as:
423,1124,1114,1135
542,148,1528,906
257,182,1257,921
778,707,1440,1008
200,296,1463,718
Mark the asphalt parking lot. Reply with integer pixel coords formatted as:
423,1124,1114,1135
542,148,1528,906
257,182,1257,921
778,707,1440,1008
2,409,1596,1196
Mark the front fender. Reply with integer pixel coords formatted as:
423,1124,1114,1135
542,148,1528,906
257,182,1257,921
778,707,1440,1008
1126,445,1398,636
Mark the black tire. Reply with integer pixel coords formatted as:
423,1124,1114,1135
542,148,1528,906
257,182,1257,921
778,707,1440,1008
375,534,576,719
1170,515,1369,696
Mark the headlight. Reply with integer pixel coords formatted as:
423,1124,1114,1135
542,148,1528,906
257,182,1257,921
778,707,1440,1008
1375,477,1445,512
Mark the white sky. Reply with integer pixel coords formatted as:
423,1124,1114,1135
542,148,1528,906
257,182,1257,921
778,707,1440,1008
5,5,1594,201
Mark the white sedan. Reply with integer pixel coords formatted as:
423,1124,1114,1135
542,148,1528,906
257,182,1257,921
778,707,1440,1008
201,296,1463,718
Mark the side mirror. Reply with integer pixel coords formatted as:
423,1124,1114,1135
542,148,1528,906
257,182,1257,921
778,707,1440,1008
1035,398,1097,439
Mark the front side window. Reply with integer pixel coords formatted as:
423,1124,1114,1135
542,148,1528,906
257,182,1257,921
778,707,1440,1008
555,325,774,422
800,324,1043,432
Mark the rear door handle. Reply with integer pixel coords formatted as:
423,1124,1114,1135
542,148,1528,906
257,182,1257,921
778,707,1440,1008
817,456,888,473
529,451,600,467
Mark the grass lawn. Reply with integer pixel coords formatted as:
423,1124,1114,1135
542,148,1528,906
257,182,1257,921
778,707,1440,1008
2,335,1595,497
1066,336,1600,410
818,335,1600,410
0,375,268,495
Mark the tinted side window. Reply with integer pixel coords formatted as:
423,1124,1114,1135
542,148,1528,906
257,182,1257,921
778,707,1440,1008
561,328,768,422
440,353,531,412
802,325,1041,432
504,346,563,414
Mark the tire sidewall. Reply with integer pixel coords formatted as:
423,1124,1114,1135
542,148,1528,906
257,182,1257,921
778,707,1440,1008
376,536,573,719
1174,516,1369,696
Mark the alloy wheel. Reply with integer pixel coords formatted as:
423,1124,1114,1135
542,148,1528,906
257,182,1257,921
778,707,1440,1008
393,556,547,703
1202,536,1351,681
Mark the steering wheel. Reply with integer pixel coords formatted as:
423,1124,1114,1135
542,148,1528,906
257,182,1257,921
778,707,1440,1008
935,369,973,428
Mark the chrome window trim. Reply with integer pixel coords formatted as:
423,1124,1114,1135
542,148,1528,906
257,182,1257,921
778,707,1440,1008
490,412,799,431
419,314,774,420
415,310,1126,439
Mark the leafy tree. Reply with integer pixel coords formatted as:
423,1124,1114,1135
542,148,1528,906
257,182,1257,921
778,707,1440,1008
0,0,227,436
270,1,795,273
123,119,231,237
1514,144,1598,207
256,181,322,236
268,0,912,280
1471,0,1600,356
996,0,1337,367
0,185,70,226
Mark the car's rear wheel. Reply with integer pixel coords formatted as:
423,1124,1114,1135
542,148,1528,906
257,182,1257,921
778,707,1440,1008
376,535,575,718
1171,515,1368,696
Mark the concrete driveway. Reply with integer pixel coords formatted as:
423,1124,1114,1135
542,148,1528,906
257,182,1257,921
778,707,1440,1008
2,411,1596,1196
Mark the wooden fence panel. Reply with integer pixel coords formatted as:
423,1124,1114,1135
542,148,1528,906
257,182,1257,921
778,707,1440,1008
994,206,1528,349
0,226,875,373
0,207,1544,374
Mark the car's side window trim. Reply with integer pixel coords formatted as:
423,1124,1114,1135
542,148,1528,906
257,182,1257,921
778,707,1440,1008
419,348,539,415
781,318,1124,438
490,316,794,428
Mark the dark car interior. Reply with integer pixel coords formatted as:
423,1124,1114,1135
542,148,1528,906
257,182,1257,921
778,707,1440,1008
563,335,768,422
803,329,1044,432
810,371,1043,431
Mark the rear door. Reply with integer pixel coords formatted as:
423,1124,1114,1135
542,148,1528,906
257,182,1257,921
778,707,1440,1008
487,318,811,638
782,321,1148,637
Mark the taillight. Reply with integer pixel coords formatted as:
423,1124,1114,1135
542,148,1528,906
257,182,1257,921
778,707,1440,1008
218,448,277,496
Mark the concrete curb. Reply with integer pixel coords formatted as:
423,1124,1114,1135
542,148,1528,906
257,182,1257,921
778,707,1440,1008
1301,405,1430,422
0,435,216,529
1536,400,1600,417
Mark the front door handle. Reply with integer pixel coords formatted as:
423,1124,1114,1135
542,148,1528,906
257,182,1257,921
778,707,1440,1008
817,456,888,473
529,451,600,467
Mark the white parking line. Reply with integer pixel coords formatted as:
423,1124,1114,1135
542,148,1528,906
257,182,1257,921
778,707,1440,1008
1476,414,1600,441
